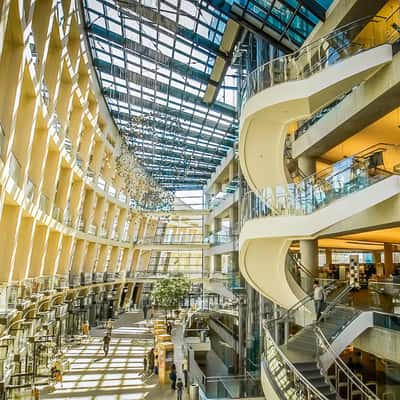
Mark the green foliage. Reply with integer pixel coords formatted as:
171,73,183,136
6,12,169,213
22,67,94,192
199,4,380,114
151,277,191,310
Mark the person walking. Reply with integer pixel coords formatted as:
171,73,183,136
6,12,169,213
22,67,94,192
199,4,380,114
176,377,183,400
169,363,177,390
103,334,111,356
167,321,172,335
106,319,113,336
313,280,325,321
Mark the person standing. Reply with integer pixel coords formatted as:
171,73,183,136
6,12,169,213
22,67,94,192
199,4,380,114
82,320,90,337
169,363,177,390
103,334,111,356
148,348,155,374
176,378,183,400
313,280,325,321
154,355,159,375
143,303,148,320
182,358,188,387
143,353,148,375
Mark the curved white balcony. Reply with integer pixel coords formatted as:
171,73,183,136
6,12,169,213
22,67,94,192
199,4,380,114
240,17,395,192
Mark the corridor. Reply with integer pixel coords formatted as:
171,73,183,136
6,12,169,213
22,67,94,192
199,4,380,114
40,312,188,400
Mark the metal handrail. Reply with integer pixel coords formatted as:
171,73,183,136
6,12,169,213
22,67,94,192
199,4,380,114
318,284,353,323
263,320,330,400
315,326,378,399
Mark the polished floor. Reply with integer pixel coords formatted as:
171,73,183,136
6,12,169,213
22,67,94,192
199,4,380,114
40,312,188,400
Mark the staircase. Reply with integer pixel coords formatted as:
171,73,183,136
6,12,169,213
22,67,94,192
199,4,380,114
294,362,338,400
262,281,378,400
286,306,359,356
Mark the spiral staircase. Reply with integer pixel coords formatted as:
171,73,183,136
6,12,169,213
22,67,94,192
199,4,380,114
238,14,400,400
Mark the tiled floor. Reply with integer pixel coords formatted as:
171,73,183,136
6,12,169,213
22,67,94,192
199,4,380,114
40,312,189,400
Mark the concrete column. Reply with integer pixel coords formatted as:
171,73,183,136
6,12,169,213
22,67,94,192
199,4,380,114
298,156,317,289
384,243,394,277
300,239,318,289
325,248,332,267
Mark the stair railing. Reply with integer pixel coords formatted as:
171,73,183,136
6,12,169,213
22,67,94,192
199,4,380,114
263,320,331,400
315,326,378,400
318,284,353,324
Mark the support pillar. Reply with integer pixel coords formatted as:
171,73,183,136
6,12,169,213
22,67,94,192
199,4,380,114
384,243,394,277
325,248,332,267
300,240,318,289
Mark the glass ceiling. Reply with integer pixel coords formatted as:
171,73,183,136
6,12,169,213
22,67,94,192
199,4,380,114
83,0,332,191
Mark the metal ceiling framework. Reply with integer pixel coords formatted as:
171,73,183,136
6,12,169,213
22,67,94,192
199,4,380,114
83,0,332,191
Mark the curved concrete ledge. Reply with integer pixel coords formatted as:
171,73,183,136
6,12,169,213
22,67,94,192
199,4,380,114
239,44,393,192
239,175,400,309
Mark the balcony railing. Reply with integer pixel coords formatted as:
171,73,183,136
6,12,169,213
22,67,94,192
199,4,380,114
97,176,106,191
189,351,263,399
93,272,105,283
205,229,237,246
119,192,127,203
241,149,395,225
77,216,85,232
81,272,92,285
55,274,69,290
242,14,400,105
0,283,19,314
108,185,116,198
25,178,36,203
40,81,50,106
137,234,204,245
39,193,49,213
87,168,95,183
88,224,97,235
69,274,81,288
9,153,22,187
52,206,61,222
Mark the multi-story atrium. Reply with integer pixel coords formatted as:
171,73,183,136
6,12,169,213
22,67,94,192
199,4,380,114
2,0,400,399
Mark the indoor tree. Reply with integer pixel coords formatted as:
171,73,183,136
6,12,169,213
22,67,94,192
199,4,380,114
151,277,191,321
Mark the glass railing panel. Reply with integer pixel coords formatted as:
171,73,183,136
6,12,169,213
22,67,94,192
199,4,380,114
40,276,55,292
55,274,69,290
39,193,49,213
97,176,106,191
9,153,22,187
242,156,393,225
25,178,36,203
88,223,97,235
40,81,50,106
119,191,127,203
87,167,95,183
243,14,400,103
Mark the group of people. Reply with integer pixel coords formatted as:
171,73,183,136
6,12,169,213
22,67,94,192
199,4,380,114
143,348,188,399
169,363,188,400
